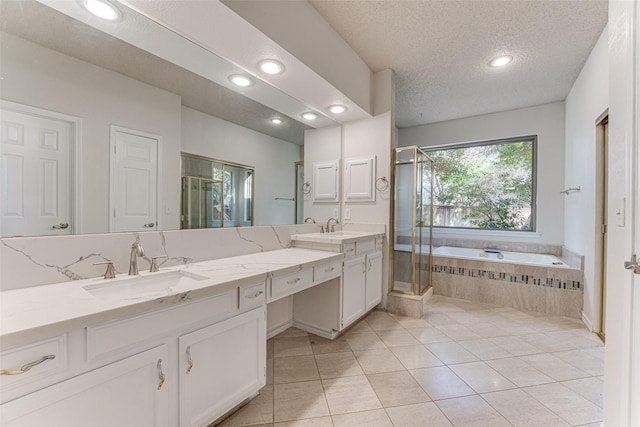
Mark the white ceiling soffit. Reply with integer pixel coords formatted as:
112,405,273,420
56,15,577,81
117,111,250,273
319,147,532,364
309,0,609,128
35,0,338,131
119,0,372,125
3,1,309,144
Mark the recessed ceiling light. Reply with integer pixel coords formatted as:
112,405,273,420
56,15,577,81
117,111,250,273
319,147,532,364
301,112,318,121
81,0,122,21
328,104,348,114
271,118,283,125
258,59,285,75
229,74,253,87
489,55,513,68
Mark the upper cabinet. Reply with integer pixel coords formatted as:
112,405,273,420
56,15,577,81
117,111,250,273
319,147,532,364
312,160,340,203
344,156,376,202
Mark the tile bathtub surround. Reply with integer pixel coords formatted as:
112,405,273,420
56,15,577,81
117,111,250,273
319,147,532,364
431,238,563,257
216,295,603,427
0,224,386,291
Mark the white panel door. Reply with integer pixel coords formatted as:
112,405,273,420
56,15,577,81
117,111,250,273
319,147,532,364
110,127,159,232
1,109,72,237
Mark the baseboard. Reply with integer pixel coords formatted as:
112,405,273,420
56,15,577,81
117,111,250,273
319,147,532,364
581,311,594,332
267,319,293,339
292,320,340,340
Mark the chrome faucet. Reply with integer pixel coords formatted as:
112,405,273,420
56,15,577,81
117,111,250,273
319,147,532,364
129,242,145,275
326,217,339,233
304,217,316,224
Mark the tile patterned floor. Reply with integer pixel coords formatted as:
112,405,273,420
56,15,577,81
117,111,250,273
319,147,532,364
217,295,604,427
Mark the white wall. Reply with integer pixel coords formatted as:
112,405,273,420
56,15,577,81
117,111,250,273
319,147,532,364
0,33,182,233
564,27,609,330
399,102,566,245
181,107,302,226
303,125,342,223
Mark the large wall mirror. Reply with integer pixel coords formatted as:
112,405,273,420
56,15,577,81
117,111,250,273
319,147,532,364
0,0,333,237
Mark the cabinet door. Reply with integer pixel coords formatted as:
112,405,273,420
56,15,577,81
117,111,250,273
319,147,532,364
365,251,383,311
312,160,339,202
344,156,375,202
342,256,365,329
1,345,169,427
179,307,266,427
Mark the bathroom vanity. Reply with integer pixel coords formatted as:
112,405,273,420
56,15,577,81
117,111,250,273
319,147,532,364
0,231,384,427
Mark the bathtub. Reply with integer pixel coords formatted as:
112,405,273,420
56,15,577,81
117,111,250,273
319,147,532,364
432,246,569,268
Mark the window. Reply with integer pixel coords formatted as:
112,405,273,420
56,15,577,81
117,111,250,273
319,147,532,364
424,136,536,231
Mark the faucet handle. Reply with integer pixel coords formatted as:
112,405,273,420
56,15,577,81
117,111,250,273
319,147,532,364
93,261,116,279
149,255,168,272
320,225,325,233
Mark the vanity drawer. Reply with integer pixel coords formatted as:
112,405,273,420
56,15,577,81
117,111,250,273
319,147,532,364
356,238,375,255
342,242,356,259
270,268,313,302
0,335,67,393
239,282,266,312
87,290,236,360
314,260,341,284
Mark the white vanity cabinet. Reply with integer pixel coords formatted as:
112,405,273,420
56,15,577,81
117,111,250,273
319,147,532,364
179,306,265,427
1,345,170,427
341,256,366,329
365,250,383,311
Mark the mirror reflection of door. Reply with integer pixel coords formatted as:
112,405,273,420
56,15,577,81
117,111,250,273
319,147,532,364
1,103,75,237
295,161,304,224
109,126,159,232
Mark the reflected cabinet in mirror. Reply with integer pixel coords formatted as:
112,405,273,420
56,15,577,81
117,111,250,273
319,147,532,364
0,0,310,237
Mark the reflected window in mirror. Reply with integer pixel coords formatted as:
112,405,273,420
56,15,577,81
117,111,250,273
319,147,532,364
181,153,254,229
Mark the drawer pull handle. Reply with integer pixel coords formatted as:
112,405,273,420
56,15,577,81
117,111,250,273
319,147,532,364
186,346,194,375
287,278,301,285
0,355,55,375
324,267,335,273
157,359,166,390
245,290,264,299
345,248,355,253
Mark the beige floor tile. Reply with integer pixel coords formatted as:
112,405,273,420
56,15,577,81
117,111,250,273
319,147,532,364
273,381,330,422
274,336,314,358
315,352,364,379
345,332,387,351
309,336,351,355
346,319,374,333
449,361,516,393
437,324,483,341
425,341,479,364
561,376,604,408
458,338,513,360
406,327,453,344
277,327,310,338
321,375,382,415
519,353,590,381
366,370,431,407
386,402,453,427
523,382,603,426
410,366,475,400
390,315,432,329
486,357,555,387
423,312,459,326
375,329,421,347
331,409,393,427
267,339,274,359
481,389,570,427
274,355,320,384
435,395,512,427
267,357,274,385
552,349,605,376
390,344,444,369
366,316,404,331
218,386,274,427
489,335,543,357
274,417,333,427
353,348,406,374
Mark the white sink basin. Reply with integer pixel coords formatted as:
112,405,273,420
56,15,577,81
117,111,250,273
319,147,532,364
83,270,209,301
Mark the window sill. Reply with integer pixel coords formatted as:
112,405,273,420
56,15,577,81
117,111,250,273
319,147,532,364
429,228,542,239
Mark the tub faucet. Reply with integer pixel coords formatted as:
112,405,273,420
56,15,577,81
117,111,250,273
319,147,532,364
129,242,145,276
326,218,339,233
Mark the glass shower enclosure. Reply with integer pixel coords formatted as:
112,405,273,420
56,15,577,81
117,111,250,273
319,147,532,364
390,146,434,295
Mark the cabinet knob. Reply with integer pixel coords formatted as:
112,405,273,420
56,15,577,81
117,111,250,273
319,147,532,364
287,277,301,285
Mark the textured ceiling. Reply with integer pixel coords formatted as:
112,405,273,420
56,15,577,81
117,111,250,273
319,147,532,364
0,0,310,145
309,0,608,128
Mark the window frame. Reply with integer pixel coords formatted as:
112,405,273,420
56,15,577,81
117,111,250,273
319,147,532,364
422,134,538,232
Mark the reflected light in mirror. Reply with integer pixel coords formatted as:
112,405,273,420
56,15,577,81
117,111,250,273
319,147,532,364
229,74,254,87
271,118,283,124
301,112,317,121
81,0,121,21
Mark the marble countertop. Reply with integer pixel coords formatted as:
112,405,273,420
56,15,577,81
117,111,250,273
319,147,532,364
0,248,343,350
291,230,384,244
